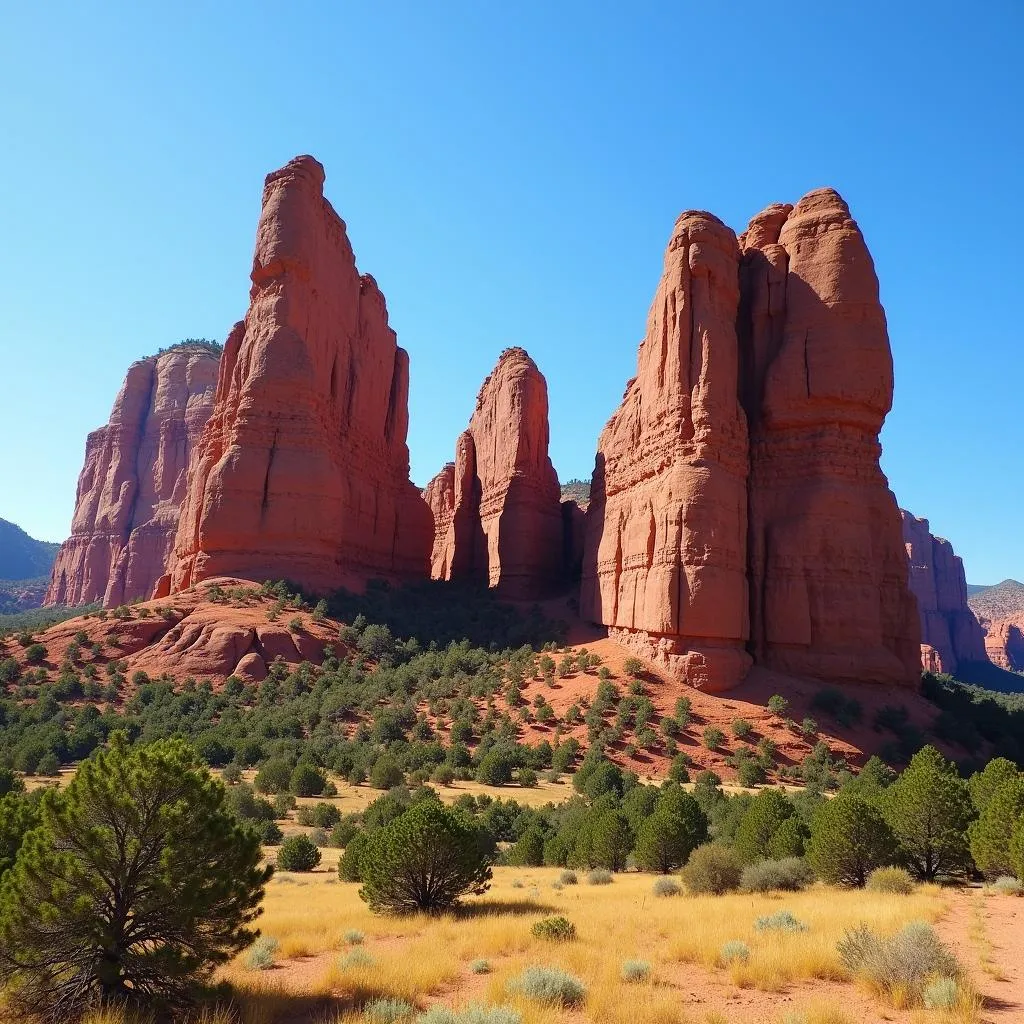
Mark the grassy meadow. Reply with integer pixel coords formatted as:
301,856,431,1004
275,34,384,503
63,865,983,1024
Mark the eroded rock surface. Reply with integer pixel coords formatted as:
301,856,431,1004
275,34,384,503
901,510,987,674
167,156,432,595
46,345,219,607
426,348,564,598
582,190,920,690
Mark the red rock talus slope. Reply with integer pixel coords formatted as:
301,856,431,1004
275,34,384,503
581,213,752,689
583,190,920,691
425,348,565,598
166,156,432,596
45,346,219,607
900,510,987,674
739,191,920,688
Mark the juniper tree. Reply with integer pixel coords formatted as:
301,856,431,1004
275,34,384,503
0,736,271,1021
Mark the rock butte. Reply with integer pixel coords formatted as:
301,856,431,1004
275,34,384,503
983,618,1024,672
45,346,219,607
164,155,432,596
424,348,565,598
583,189,921,691
901,509,987,675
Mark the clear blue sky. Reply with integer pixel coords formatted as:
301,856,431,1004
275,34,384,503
1,2,1021,583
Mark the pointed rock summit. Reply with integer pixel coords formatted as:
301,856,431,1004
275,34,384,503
165,156,432,595
901,510,987,675
46,345,219,607
425,347,565,598
583,189,920,690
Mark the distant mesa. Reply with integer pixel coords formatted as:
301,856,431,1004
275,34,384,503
45,346,219,608
424,347,568,599
900,510,987,675
967,579,1024,673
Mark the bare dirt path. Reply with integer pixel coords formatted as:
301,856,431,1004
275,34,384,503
936,888,1024,1023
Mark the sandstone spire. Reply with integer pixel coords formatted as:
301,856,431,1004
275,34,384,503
425,347,565,598
46,345,219,607
165,156,432,595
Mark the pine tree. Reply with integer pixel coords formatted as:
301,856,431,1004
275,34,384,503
806,794,897,886
590,810,634,871
882,746,974,881
0,791,41,878
968,757,1020,815
633,786,708,873
0,736,271,1021
969,776,1024,878
359,801,492,913
733,789,795,864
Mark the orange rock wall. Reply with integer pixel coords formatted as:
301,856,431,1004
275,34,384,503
901,509,987,674
46,347,218,607
167,156,432,595
583,190,921,691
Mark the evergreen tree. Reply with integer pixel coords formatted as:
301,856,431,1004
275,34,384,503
508,824,545,866
969,776,1024,878
733,790,795,864
0,791,40,877
359,801,492,913
806,794,897,886
0,736,271,1020
766,815,810,859
589,810,634,871
968,757,1020,815
633,786,708,873
882,746,974,881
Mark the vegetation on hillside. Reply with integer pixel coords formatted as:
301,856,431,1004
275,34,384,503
0,519,59,581
152,337,224,358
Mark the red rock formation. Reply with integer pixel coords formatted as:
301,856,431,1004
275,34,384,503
581,212,752,689
583,190,920,691
739,190,920,688
426,348,564,598
984,618,1024,671
166,156,432,595
900,510,987,674
46,346,219,607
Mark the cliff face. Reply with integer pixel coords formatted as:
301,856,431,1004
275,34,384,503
901,510,987,674
581,213,752,689
582,190,920,691
165,156,432,596
45,346,219,607
425,348,565,598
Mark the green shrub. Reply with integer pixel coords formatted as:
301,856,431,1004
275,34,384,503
923,977,959,1009
469,958,491,974
754,910,806,933
681,844,742,895
702,726,726,751
343,929,365,945
358,801,492,914
337,948,374,969
652,876,681,897
620,958,651,982
365,998,416,1023
719,940,750,964
767,694,789,717
276,834,321,871
586,868,612,885
243,935,279,971
508,965,586,1007
24,643,46,665
740,858,813,893
731,718,753,740
558,869,578,885
865,866,915,894
837,921,959,1002
530,916,576,941
991,875,1023,896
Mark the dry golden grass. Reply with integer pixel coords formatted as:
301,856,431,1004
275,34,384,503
210,867,953,1024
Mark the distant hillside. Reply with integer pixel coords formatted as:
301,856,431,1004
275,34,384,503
968,579,1024,622
560,478,591,506
0,518,59,580
966,583,991,597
